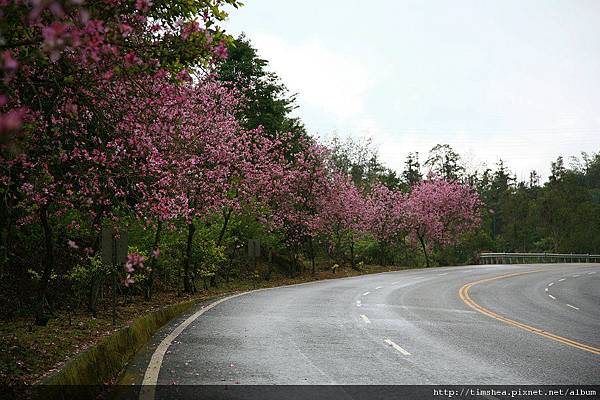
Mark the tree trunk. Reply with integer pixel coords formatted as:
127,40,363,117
111,264,117,325
37,205,54,324
183,222,196,293
88,276,100,317
145,221,162,300
216,208,232,247
0,200,12,278
207,209,233,288
309,237,316,275
418,233,430,268
264,250,272,281
380,242,387,267
335,233,342,266
291,245,299,277
350,239,357,270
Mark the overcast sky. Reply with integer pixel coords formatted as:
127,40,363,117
224,0,600,181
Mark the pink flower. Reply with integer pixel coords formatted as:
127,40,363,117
135,0,153,12
213,40,228,60
0,109,25,133
41,22,68,48
64,101,78,115
180,21,201,40
124,274,134,287
67,240,79,250
124,52,142,66
2,51,18,70
125,252,145,273
119,24,133,37
176,69,192,82
152,248,160,258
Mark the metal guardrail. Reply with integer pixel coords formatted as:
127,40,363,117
479,252,600,264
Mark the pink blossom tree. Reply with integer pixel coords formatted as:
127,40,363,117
0,0,240,314
257,140,331,276
403,178,481,267
364,183,406,266
0,0,240,140
319,172,368,270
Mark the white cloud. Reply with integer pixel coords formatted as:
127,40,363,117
249,33,374,120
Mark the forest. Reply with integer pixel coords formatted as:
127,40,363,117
0,0,598,385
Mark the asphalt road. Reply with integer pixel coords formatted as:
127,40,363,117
133,263,600,386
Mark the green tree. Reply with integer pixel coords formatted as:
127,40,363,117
424,144,465,181
402,152,422,188
328,135,399,190
216,35,306,139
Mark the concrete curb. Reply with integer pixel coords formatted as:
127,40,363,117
41,298,201,386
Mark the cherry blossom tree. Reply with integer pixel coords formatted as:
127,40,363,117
364,183,406,266
403,178,481,267
162,79,248,293
257,139,331,276
0,0,240,139
319,172,368,270
0,0,240,315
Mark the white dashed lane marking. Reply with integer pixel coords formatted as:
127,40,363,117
362,292,370,296
548,273,594,312
384,339,411,356
375,286,382,290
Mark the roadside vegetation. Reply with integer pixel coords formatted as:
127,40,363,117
0,0,598,386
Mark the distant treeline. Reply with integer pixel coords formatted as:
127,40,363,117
385,144,600,259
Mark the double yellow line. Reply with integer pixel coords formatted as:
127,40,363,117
459,271,600,355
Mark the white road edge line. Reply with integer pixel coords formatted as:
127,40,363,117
375,286,382,290
438,273,448,276
140,292,249,396
558,278,565,282
384,338,411,355
566,304,580,310
548,282,554,286
589,272,596,275
362,291,370,296
548,294,556,300
360,314,371,324
573,275,580,277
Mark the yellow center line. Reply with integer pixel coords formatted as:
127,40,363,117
458,271,600,355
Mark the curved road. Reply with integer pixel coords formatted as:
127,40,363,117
132,263,600,386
